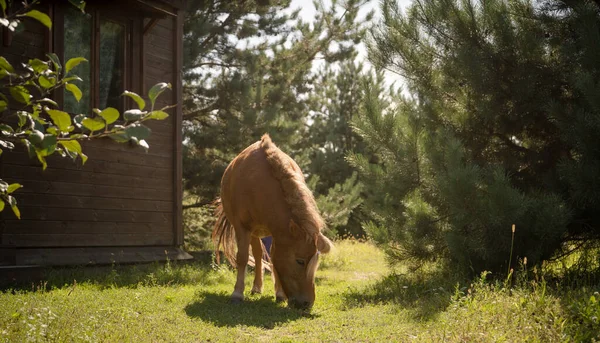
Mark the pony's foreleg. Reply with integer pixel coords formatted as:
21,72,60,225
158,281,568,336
250,236,264,294
270,243,287,303
232,228,250,303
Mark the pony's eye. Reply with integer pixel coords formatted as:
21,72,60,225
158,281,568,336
296,259,305,266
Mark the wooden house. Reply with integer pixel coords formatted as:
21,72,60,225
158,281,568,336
0,0,190,266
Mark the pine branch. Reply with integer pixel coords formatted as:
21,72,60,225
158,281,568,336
183,200,213,210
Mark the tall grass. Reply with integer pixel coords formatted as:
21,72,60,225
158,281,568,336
1,239,599,342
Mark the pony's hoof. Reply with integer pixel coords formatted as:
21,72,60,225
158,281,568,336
230,292,244,304
275,296,286,303
251,289,262,295
230,297,243,304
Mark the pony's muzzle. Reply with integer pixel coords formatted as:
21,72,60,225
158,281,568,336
288,297,313,310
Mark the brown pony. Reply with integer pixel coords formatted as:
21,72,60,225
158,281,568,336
212,134,333,310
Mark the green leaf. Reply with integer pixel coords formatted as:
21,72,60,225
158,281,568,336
0,18,10,30
123,109,146,121
138,139,149,150
148,82,171,108
17,112,29,129
0,100,7,112
36,151,48,170
46,109,72,132
65,83,82,102
0,0,6,16
0,140,14,150
33,118,46,130
11,202,20,219
22,10,52,29
63,76,83,83
0,56,13,73
148,110,169,120
7,183,22,194
28,58,48,73
39,134,57,156
65,57,87,74
22,139,36,159
82,117,105,132
0,123,13,134
108,132,130,143
0,180,8,192
38,75,56,89
99,107,119,125
9,86,31,105
38,98,58,107
0,199,4,212
125,123,151,141
68,0,86,11
46,53,61,71
59,140,88,164
122,91,146,110
27,130,44,146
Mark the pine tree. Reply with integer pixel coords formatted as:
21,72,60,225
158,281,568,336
351,0,600,274
180,0,372,244
304,59,372,236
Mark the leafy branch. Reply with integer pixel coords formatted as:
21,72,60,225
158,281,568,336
0,1,173,219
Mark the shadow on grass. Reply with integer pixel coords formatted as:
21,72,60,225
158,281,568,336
342,271,462,321
1,252,228,292
184,291,307,328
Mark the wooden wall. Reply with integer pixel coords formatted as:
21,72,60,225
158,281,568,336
0,3,183,261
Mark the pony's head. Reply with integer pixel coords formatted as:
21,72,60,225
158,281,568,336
271,220,333,310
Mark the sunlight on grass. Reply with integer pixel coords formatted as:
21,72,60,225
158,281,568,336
1,239,599,342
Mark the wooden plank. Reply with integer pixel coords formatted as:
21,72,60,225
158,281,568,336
173,10,184,246
146,53,173,72
131,17,144,101
141,18,147,94
2,153,173,180
4,220,173,234
145,35,174,52
144,118,174,133
8,193,172,212
3,179,173,201
11,29,45,46
4,233,174,247
145,43,174,61
155,16,174,29
155,0,186,11
145,66,174,82
2,41,45,59
3,164,172,190
15,246,193,266
81,146,172,167
13,207,173,223
147,20,173,39
82,137,173,157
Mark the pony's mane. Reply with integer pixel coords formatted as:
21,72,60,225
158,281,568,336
260,134,324,236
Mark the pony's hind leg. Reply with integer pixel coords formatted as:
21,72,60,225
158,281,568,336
232,225,251,303
250,236,264,294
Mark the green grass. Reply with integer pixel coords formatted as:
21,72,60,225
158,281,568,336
1,240,599,342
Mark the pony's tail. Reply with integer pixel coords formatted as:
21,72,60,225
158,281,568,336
212,198,236,266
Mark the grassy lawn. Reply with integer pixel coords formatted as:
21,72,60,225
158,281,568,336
1,240,599,342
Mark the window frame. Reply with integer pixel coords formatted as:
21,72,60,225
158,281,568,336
52,3,143,113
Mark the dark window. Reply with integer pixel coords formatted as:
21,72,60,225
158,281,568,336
99,19,126,110
57,5,140,114
63,6,91,114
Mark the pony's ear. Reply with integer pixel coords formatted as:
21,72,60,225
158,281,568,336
289,220,301,238
317,233,333,254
